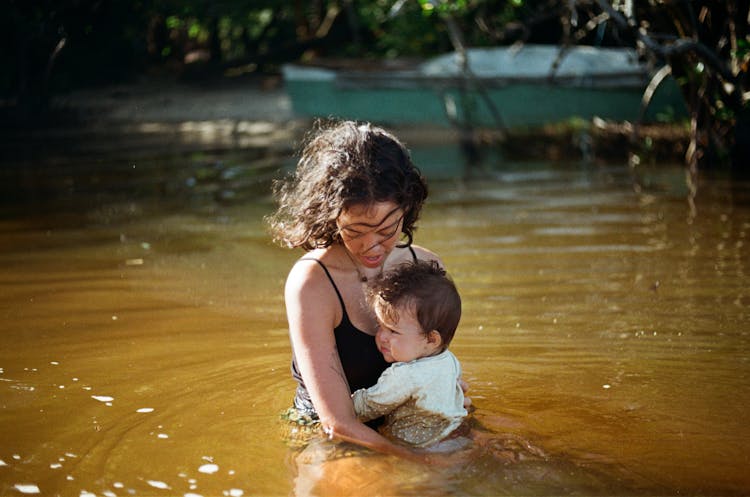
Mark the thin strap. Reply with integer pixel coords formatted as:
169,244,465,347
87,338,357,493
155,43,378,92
298,257,346,312
408,245,417,262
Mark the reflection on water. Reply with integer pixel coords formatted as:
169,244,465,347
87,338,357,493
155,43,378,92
1,134,749,496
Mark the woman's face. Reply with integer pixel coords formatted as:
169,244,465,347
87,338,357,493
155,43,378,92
336,201,404,269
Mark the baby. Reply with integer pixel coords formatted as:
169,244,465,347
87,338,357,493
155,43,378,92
352,260,467,448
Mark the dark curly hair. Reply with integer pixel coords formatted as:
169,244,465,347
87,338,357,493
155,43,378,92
267,120,428,250
366,260,461,351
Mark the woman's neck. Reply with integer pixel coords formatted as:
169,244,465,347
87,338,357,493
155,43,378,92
340,245,384,283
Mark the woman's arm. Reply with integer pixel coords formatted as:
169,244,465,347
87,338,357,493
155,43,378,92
285,260,425,461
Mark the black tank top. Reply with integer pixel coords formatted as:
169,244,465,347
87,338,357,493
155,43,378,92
290,247,417,415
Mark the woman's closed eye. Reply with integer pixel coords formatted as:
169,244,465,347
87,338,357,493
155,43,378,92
338,209,404,241
377,220,401,237
342,217,401,240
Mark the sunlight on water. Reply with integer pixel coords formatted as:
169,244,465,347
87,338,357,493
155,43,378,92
0,146,748,495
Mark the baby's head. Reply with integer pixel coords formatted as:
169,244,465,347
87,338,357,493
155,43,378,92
367,260,461,363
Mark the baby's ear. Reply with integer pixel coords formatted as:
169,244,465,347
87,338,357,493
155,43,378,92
427,330,443,347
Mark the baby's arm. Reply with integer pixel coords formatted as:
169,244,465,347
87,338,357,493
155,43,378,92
352,364,415,421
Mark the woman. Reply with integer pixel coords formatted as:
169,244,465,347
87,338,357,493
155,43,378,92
268,120,457,461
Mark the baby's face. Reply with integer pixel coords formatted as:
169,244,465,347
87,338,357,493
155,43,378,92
374,304,439,363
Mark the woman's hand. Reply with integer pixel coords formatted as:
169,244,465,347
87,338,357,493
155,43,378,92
420,445,473,467
459,378,472,410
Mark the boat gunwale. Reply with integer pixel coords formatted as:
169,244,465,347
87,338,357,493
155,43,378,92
331,71,649,90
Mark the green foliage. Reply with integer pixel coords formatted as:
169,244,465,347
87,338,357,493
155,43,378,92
354,1,453,57
3,0,566,99
4,0,747,168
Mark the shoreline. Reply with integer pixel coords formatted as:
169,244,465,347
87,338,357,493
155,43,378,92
3,75,690,164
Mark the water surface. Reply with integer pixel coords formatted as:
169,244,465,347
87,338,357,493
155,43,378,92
1,134,748,496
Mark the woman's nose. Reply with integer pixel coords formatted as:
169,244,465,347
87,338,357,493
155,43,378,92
362,234,383,252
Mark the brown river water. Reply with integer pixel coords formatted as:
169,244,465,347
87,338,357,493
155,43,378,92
0,128,748,496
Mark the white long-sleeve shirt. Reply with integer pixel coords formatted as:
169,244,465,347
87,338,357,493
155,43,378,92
351,350,467,447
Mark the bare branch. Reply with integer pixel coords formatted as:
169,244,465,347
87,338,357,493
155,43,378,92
594,1,737,83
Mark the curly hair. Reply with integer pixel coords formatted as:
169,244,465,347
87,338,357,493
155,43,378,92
366,260,462,350
267,120,428,250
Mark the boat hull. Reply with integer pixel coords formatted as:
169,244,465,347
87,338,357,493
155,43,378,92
283,46,686,127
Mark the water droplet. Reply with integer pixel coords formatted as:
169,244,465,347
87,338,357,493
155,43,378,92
14,484,41,494
198,463,219,474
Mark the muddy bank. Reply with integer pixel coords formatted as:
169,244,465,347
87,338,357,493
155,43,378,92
49,75,293,125
500,119,690,164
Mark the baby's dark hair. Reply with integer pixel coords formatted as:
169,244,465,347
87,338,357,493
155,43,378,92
367,260,461,350
267,120,428,250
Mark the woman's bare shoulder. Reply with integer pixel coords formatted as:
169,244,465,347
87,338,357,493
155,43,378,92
285,251,342,336
285,250,334,298
408,244,445,267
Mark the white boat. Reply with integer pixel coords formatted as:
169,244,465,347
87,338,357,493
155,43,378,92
282,45,685,127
